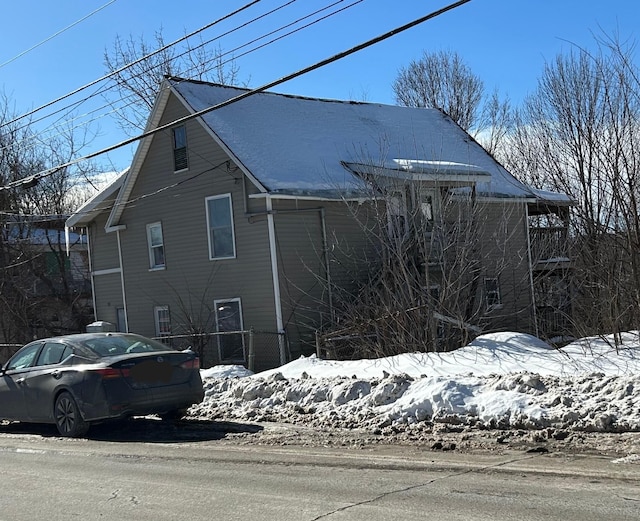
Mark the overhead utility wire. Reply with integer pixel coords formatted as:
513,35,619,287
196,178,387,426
189,0,364,76
19,0,300,131
0,0,263,130
0,0,301,145
0,0,472,191
1,0,351,154
0,0,119,70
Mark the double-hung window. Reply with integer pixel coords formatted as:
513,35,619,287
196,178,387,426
154,305,171,342
206,194,236,260
146,222,165,269
172,125,188,172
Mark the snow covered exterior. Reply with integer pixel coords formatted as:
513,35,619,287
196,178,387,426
66,78,572,371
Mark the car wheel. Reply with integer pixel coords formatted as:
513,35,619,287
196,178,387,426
159,408,187,422
54,391,89,437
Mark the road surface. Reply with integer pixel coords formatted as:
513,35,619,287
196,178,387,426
0,419,638,520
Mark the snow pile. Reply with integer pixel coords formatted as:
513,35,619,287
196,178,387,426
191,332,640,434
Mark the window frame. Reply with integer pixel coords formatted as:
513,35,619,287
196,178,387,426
205,194,237,260
387,191,408,238
172,125,189,172
484,277,503,310
146,222,166,270
154,305,172,341
214,298,245,362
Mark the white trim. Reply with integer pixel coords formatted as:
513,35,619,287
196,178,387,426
154,305,171,338
205,193,237,260
92,267,122,276
266,196,286,364
87,227,97,322
249,192,369,203
106,225,127,233
65,168,128,229
146,221,166,270
116,229,129,332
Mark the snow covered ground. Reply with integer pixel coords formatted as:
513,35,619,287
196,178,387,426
191,331,640,437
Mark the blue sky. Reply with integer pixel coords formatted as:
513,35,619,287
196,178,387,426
1,0,638,173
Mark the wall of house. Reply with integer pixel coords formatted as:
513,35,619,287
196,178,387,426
109,94,283,370
87,208,120,272
85,204,124,327
473,199,534,334
267,198,379,358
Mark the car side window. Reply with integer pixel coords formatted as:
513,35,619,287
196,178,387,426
35,342,71,366
6,343,42,371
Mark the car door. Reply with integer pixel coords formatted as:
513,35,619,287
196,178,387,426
0,343,42,421
22,342,74,422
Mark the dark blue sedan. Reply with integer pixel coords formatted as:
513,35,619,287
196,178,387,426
0,332,204,437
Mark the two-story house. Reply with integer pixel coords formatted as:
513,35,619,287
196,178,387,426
66,77,572,371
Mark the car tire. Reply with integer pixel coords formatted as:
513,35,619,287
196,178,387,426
54,391,89,437
159,408,187,422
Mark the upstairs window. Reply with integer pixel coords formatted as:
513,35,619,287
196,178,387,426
206,194,236,260
146,222,165,269
172,125,188,171
387,193,408,238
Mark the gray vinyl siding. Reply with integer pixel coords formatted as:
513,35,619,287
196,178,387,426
268,198,378,357
93,272,123,326
110,94,280,369
87,205,120,272
474,200,533,333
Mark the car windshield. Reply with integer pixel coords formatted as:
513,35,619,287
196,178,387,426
80,334,173,357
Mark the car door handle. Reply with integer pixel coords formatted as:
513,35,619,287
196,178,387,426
16,377,25,384
51,370,62,379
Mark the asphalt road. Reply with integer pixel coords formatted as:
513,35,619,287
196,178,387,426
0,419,639,521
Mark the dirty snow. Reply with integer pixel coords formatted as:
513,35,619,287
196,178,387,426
192,332,640,445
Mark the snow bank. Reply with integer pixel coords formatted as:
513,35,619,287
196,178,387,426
192,332,640,433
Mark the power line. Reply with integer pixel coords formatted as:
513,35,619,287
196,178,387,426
0,0,473,191
0,0,119,70
0,0,358,156
0,0,264,130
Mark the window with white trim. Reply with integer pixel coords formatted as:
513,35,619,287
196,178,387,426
214,298,245,362
387,192,408,238
484,277,502,309
154,306,171,341
146,222,165,269
206,194,236,259
172,125,188,171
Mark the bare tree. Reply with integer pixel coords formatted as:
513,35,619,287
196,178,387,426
502,34,640,341
318,169,532,359
393,49,512,153
393,50,483,131
103,29,243,135
0,95,98,343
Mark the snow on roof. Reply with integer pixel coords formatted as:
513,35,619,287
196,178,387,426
66,169,128,229
170,79,542,200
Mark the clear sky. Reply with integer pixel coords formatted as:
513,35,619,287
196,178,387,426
1,0,638,174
